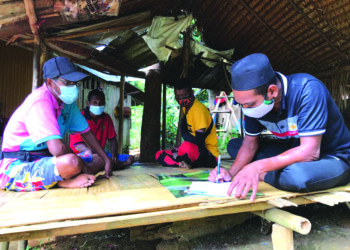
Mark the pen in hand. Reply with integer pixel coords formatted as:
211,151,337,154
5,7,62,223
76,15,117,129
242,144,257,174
216,155,221,183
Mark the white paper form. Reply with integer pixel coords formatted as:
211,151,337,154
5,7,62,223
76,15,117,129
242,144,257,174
186,181,235,197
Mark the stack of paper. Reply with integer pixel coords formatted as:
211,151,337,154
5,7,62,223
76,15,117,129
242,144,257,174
186,181,235,197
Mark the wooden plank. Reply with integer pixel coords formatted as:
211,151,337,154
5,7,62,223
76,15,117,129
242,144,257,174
268,198,298,208
304,191,350,206
0,196,315,242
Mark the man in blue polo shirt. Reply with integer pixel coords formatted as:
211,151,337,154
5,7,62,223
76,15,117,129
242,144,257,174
209,53,350,201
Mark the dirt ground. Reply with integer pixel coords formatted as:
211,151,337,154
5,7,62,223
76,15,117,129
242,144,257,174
16,202,350,250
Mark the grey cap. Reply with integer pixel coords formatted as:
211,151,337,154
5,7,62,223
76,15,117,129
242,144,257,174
231,53,275,91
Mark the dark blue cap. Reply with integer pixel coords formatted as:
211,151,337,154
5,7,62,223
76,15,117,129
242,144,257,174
43,56,88,81
231,53,275,91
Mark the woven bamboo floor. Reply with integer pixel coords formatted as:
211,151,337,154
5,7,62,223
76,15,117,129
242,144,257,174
1,162,350,241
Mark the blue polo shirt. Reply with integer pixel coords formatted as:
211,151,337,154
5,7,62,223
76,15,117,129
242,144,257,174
245,73,350,155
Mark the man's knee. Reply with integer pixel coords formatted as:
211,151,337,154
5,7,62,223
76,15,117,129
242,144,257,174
227,138,242,159
58,153,83,176
277,164,311,192
178,141,198,154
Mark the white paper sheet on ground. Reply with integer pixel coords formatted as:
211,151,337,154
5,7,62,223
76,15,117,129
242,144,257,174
187,181,236,197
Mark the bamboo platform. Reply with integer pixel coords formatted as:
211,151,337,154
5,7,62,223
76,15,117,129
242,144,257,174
1,162,350,242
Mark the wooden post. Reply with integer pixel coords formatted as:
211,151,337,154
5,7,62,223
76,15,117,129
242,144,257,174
174,27,191,147
39,45,47,85
271,223,294,250
24,0,42,91
0,242,9,250
139,64,162,162
32,45,41,91
16,240,27,250
175,108,183,147
254,208,311,235
118,75,125,154
181,27,191,78
162,83,166,150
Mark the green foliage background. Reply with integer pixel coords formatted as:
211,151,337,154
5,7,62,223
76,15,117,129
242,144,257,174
129,82,237,154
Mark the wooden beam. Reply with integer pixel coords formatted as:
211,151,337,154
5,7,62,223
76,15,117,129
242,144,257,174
46,40,145,78
0,1,122,41
56,11,151,35
21,20,151,44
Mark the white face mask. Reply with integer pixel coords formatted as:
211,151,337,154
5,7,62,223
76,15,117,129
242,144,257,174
52,80,79,104
242,99,274,118
89,105,105,115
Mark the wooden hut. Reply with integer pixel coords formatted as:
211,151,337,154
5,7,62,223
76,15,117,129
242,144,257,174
1,1,350,249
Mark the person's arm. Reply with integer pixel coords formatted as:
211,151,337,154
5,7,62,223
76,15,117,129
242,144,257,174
229,135,259,177
229,135,322,201
46,139,74,157
180,117,206,146
73,142,91,154
208,135,258,182
81,130,113,178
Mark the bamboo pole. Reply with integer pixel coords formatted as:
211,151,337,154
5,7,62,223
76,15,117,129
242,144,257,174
254,208,311,235
162,83,166,150
118,75,125,154
271,223,294,250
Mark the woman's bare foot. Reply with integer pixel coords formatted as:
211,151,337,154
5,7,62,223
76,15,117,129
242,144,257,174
57,173,96,188
178,161,192,169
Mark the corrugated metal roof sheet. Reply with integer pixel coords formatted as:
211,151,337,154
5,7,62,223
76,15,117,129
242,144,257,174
0,0,349,91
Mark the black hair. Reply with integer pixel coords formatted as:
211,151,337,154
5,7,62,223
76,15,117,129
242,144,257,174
254,74,277,96
88,89,105,102
174,78,192,91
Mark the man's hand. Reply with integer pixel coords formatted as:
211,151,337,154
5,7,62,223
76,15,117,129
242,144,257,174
208,167,232,183
227,163,260,201
104,157,113,178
